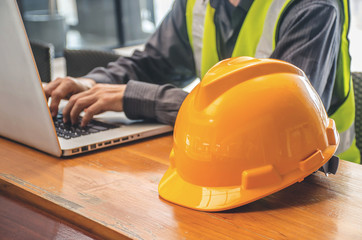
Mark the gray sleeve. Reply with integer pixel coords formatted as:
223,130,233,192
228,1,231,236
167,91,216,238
123,80,188,125
270,0,342,111
83,0,193,125
83,0,195,86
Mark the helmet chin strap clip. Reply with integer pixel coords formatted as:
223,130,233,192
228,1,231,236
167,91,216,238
318,155,339,176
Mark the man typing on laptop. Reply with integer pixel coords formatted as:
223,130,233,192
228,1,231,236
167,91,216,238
45,77,126,127
44,0,359,162
0,0,172,156
45,0,342,126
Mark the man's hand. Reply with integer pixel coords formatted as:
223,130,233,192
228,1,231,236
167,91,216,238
44,77,96,117
62,84,127,127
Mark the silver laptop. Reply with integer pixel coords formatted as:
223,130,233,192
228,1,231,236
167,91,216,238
0,0,173,157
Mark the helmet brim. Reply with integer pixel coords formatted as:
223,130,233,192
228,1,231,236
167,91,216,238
158,125,338,212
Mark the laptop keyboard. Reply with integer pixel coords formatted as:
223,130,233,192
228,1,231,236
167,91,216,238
53,113,116,139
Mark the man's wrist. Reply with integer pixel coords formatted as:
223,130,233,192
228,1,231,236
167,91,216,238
77,77,96,90
123,80,159,120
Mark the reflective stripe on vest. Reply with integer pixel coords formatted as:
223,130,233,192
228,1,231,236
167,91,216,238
254,0,290,58
187,0,207,77
186,0,289,78
336,122,355,154
329,0,356,156
186,0,358,161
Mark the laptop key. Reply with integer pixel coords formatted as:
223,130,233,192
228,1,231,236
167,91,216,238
89,128,100,133
63,134,71,139
70,132,81,138
91,125,108,131
53,112,116,139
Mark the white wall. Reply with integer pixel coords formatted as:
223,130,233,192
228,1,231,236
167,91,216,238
154,0,174,26
349,0,362,72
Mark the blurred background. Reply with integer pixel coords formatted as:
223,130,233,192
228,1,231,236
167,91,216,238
350,0,362,72
16,0,362,72
16,0,173,57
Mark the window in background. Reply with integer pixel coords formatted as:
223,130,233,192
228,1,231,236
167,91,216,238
20,0,67,57
19,0,174,56
153,0,173,26
64,0,119,50
118,0,155,46
350,0,362,72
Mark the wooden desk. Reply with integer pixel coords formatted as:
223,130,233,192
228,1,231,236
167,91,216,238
1,135,362,239
0,194,99,240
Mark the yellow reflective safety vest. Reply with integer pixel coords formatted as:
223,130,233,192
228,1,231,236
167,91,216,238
186,0,360,163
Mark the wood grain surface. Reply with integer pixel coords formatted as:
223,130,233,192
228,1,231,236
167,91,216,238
1,134,362,239
0,193,99,240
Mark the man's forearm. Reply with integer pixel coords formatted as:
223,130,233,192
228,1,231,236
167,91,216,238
123,80,188,125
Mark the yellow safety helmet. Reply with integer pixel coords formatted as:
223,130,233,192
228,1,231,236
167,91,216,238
158,57,339,212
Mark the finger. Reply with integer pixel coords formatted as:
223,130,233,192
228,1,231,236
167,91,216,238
62,94,78,123
44,78,61,100
62,89,94,123
81,100,105,127
69,95,97,125
48,78,80,116
49,86,72,117
64,85,104,123
49,91,64,117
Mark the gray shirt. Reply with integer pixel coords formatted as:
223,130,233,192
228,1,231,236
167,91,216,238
84,0,342,125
